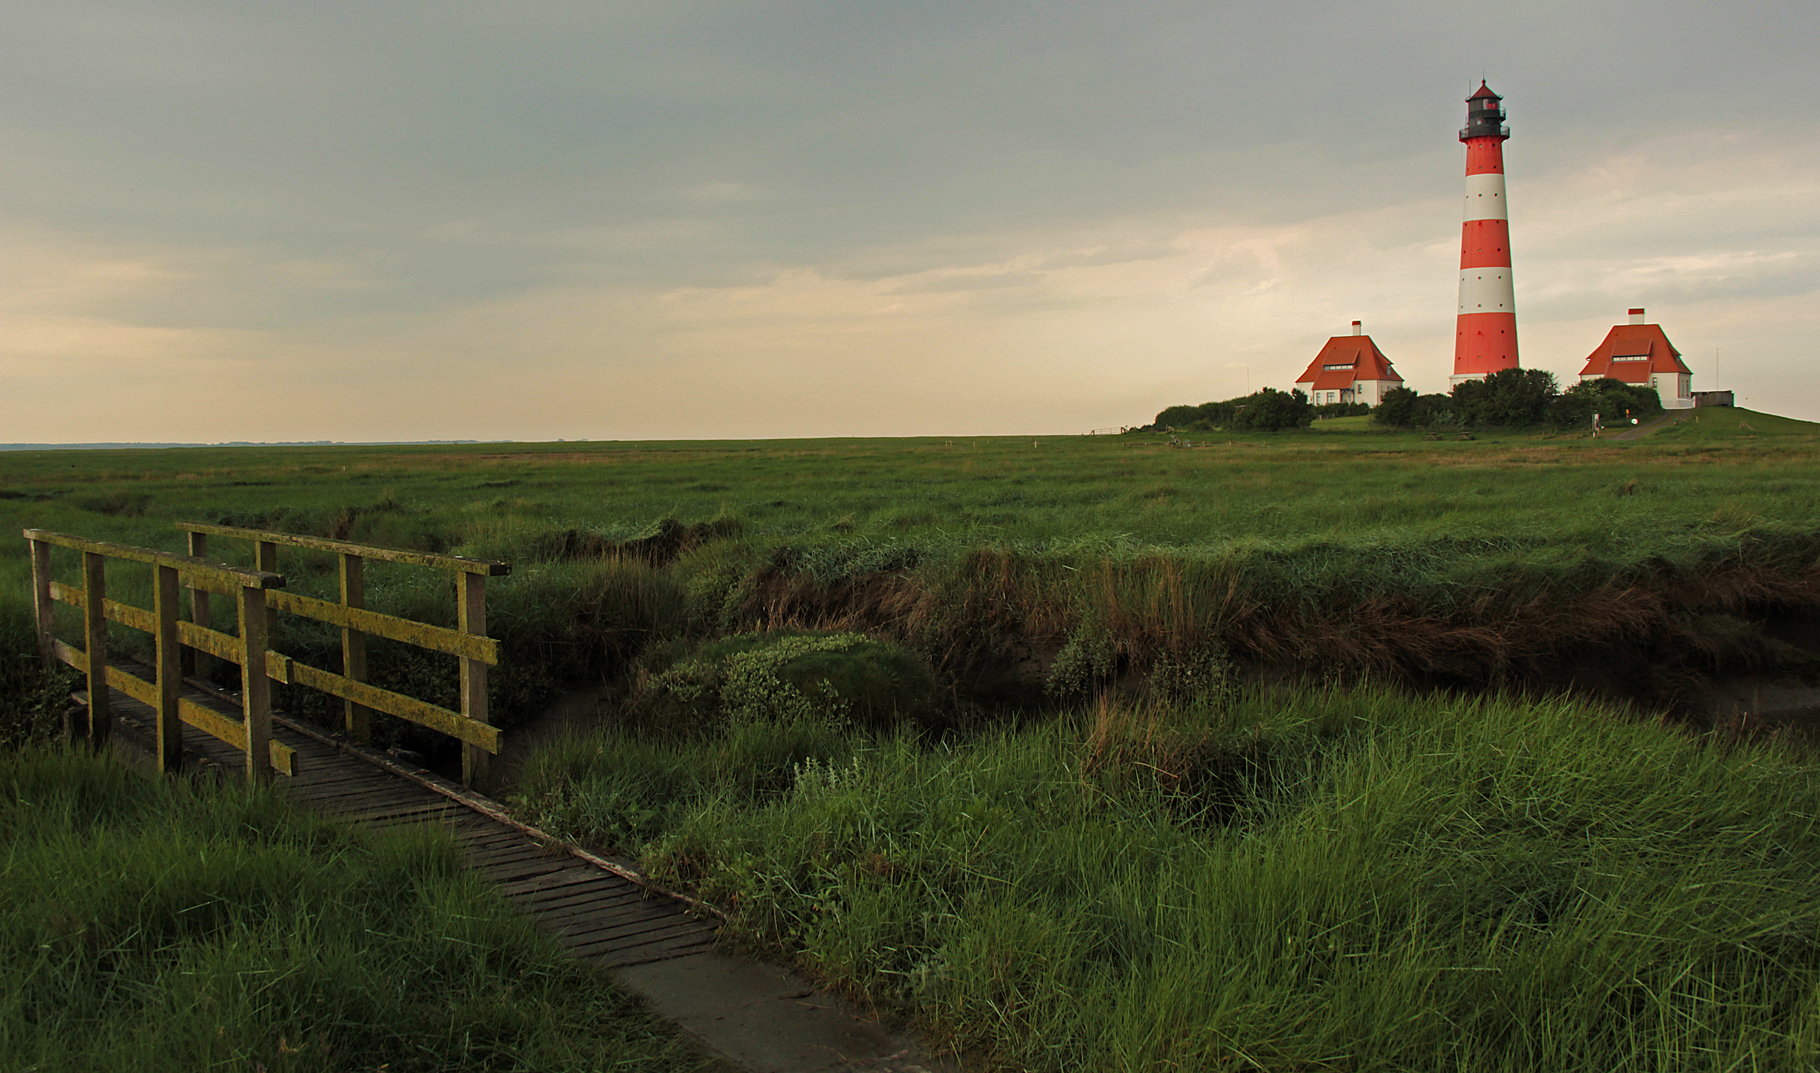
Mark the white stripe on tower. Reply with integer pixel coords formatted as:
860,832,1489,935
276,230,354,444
1462,174,1508,221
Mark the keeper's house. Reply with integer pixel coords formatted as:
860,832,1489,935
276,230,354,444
1577,308,1694,409
1294,321,1404,406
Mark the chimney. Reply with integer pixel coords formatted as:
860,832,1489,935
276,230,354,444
1352,320,1362,336
1629,308,1645,325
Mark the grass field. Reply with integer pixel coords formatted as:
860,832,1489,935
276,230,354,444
0,745,723,1072
5,411,1820,1071
4,407,1818,732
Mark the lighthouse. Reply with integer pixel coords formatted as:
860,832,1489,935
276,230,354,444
1452,82,1519,384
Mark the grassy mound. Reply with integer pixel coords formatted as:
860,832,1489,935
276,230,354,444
522,686,1820,1071
0,747,721,1073
638,630,944,734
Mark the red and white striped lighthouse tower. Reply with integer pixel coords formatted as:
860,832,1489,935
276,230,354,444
1452,82,1519,384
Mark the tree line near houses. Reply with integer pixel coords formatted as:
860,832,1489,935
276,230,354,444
1143,369,1664,433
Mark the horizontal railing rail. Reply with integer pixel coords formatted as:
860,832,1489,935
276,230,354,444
25,528,295,780
175,523,510,785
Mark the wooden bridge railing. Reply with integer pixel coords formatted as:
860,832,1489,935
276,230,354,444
25,529,295,780
176,523,510,785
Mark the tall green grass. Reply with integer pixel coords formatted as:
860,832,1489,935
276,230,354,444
0,746,723,1072
519,687,1820,1071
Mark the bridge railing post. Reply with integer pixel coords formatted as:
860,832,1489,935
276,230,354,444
153,563,182,773
184,530,211,677
29,536,53,668
255,539,280,639
235,582,273,784
458,571,491,787
81,551,110,750
339,552,371,743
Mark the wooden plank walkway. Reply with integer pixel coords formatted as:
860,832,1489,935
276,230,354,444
84,660,718,970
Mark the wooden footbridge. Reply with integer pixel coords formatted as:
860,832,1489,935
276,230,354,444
23,524,718,971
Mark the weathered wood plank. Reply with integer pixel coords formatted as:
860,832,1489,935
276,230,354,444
173,695,297,776
530,890,660,927
268,589,498,664
541,894,681,931
290,784,431,809
347,800,464,823
236,584,273,783
175,522,509,576
494,867,607,898
103,663,157,707
466,845,566,870
173,620,293,684
563,916,714,956
461,836,562,859
478,857,576,884
556,915,714,956
153,564,182,774
593,931,718,968
524,875,644,904
524,884,646,917
458,571,490,786
339,553,371,742
23,529,284,588
82,551,108,748
283,766,392,791
287,661,498,752
29,538,53,667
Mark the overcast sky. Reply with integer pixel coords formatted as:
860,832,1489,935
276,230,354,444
5,0,1816,441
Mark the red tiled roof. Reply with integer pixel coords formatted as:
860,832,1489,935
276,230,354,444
1294,335,1404,391
1468,81,1501,102
1577,323,1690,384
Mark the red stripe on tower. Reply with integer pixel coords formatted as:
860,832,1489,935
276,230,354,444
1452,81,1519,385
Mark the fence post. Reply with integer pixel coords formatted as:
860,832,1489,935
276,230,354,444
153,564,182,773
81,551,109,749
339,553,371,742
255,540,279,638
29,537,53,668
236,583,273,784
458,571,491,787
185,530,210,678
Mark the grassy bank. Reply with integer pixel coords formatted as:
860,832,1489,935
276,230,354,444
517,685,1820,1071
0,746,723,1072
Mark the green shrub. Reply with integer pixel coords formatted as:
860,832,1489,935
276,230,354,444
1547,377,1665,430
1451,367,1560,427
1044,624,1120,700
638,631,943,734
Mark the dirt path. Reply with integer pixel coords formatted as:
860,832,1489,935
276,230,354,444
1607,410,1696,441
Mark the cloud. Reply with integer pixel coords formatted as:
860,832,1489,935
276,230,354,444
676,181,763,205
888,269,1044,294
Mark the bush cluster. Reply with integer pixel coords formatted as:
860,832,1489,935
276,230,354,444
1375,371,1665,430
1148,387,1315,433
636,631,944,735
